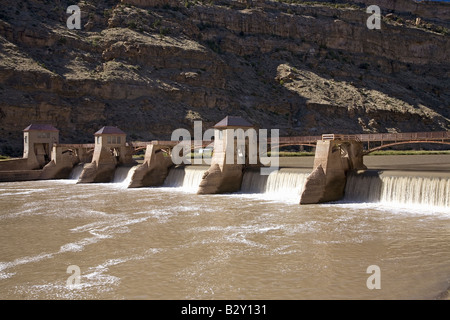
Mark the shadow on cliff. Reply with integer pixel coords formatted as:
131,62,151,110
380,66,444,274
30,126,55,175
262,47,450,134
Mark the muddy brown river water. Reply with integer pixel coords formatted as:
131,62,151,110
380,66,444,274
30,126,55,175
0,155,449,300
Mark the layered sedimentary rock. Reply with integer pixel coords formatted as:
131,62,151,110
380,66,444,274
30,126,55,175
0,0,448,157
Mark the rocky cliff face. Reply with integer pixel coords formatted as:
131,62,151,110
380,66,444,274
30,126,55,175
0,0,448,156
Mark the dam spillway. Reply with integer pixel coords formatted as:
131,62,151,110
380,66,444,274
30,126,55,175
239,168,310,203
3,121,449,206
159,166,311,203
344,171,450,208
162,166,209,192
101,164,450,209
112,166,139,186
69,163,85,180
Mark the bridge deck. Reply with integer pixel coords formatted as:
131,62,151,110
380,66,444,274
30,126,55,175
53,131,449,150
272,131,450,146
355,131,450,142
55,143,95,148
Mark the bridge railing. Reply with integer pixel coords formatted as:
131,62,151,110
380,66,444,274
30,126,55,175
276,136,321,144
53,131,449,151
321,134,361,142
355,131,450,143
54,143,95,148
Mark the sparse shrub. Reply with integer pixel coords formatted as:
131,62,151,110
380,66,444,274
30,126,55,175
153,19,161,29
57,37,67,45
104,9,113,18
159,26,169,37
359,62,370,70
128,20,137,29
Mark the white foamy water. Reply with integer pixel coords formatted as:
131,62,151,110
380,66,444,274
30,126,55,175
112,165,139,188
239,168,309,203
69,163,85,180
162,166,208,192
161,166,309,203
345,171,450,209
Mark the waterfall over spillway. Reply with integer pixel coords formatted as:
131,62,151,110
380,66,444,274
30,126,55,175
69,163,85,180
344,171,450,208
240,168,310,202
113,166,138,187
163,166,209,192
68,162,450,209
162,166,310,198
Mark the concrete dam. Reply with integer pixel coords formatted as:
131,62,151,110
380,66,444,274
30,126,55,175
1,116,449,207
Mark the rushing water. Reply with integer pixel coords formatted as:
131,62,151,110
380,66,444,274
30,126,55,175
345,171,450,208
0,165,449,300
69,163,84,180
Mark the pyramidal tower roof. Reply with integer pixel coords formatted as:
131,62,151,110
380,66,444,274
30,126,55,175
23,124,59,132
213,116,253,129
94,126,126,135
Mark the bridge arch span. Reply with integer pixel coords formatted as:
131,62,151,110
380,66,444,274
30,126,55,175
365,141,450,155
276,143,317,149
133,146,147,154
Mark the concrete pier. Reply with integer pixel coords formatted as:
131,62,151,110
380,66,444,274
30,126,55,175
40,146,77,180
128,144,173,188
39,144,94,180
0,125,96,182
0,124,62,181
22,124,59,170
78,126,135,183
300,136,366,204
197,116,254,194
0,169,43,182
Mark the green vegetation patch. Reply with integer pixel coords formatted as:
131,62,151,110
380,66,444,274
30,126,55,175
368,150,450,156
267,151,315,157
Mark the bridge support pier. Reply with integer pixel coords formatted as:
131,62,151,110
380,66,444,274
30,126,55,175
300,138,366,205
78,127,135,183
197,116,254,194
39,145,78,180
197,162,245,194
128,144,173,188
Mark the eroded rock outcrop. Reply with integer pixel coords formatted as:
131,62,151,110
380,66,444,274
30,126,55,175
0,0,448,156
